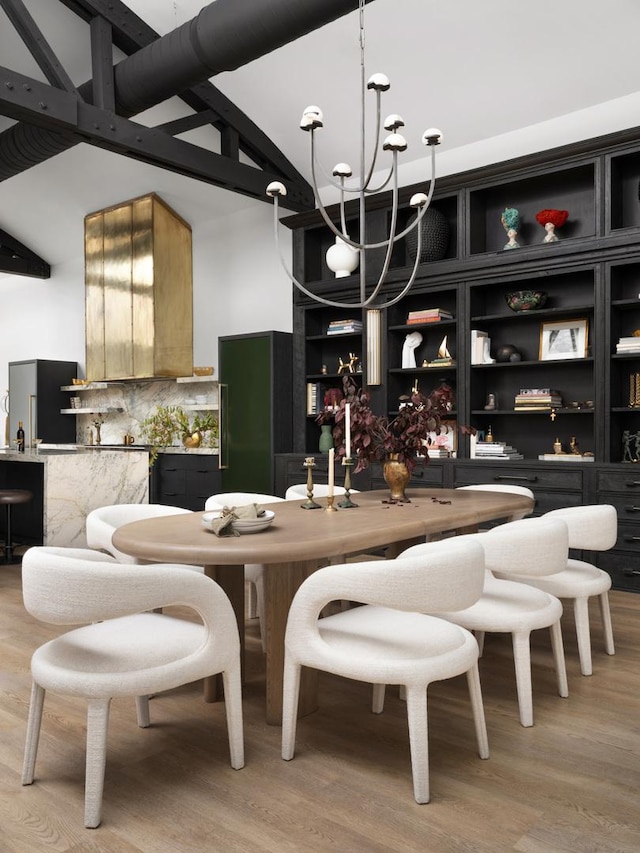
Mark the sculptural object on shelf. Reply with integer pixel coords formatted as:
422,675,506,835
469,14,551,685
402,331,423,368
535,208,569,243
501,207,520,250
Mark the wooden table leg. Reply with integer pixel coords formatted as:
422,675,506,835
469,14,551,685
263,558,322,726
203,564,245,703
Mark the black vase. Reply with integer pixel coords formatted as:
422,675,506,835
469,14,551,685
406,207,450,263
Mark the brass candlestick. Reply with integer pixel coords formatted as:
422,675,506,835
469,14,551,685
325,494,338,512
338,457,358,508
301,456,321,509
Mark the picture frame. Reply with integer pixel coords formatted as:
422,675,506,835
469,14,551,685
539,318,589,361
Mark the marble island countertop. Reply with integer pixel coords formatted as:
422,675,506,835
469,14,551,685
0,445,218,460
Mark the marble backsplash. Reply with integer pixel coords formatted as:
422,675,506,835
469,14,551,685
70,377,219,447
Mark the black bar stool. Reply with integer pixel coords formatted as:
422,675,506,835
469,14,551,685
0,489,33,564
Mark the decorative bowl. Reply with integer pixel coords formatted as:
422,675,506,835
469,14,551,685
505,290,548,312
202,509,275,535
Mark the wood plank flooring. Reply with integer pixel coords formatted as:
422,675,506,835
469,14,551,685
1,560,639,852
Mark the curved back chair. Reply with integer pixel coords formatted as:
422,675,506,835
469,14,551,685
495,504,617,675
401,516,569,728
456,484,535,522
21,546,244,828
86,503,196,565
281,537,488,804
204,492,285,652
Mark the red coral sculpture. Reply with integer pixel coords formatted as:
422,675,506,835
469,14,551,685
535,209,569,229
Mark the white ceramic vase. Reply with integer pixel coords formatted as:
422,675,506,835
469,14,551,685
326,235,359,278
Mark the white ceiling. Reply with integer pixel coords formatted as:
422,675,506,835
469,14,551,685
2,0,640,263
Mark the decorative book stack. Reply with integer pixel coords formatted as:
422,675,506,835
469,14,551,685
514,388,563,410
326,318,363,335
473,440,524,460
616,336,640,354
406,308,453,325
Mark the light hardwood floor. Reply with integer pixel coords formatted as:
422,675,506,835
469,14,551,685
1,560,639,852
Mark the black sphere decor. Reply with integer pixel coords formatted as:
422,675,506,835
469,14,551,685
406,207,450,263
495,345,520,363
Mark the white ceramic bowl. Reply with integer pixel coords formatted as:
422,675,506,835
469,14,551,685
202,509,275,535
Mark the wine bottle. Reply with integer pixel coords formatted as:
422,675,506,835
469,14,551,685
17,420,25,452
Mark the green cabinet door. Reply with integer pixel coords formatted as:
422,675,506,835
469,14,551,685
219,331,293,494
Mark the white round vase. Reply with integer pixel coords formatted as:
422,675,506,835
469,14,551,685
326,235,359,278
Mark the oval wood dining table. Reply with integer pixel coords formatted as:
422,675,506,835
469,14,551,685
113,487,534,724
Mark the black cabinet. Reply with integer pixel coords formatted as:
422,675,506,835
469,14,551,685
281,126,640,591
151,453,220,511
9,359,77,447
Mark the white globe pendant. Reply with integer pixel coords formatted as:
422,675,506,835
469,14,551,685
326,235,359,279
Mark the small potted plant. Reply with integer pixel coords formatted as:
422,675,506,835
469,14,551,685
140,405,219,464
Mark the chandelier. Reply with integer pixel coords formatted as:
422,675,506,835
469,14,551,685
266,0,442,310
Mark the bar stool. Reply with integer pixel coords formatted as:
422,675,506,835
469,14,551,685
0,489,33,564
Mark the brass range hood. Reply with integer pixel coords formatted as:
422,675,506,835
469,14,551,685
84,193,193,381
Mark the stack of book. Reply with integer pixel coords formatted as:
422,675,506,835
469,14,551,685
616,336,640,354
514,388,563,410
427,447,452,459
406,308,453,325
473,440,524,460
538,453,594,462
326,318,363,335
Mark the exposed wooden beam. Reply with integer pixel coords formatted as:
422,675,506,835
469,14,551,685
0,65,311,211
0,0,80,95
0,227,50,278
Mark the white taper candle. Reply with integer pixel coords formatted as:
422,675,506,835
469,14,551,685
327,447,335,496
345,403,351,459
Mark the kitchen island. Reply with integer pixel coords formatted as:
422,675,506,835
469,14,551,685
0,447,149,548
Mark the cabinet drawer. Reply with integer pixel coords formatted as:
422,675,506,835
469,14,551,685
186,468,221,506
533,491,584,515
597,470,640,493
370,462,444,490
454,464,583,491
595,552,640,593
616,523,640,553
596,496,640,522
157,466,187,497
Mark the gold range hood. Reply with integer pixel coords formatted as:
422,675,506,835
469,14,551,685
84,193,193,381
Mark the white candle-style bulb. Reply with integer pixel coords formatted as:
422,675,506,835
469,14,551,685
345,403,351,459
328,448,335,497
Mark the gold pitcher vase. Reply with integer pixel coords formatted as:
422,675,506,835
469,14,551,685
383,454,411,502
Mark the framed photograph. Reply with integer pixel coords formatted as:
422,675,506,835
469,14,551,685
539,318,589,361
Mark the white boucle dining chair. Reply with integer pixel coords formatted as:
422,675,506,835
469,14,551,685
20,546,244,829
86,503,201,567
204,492,286,652
281,537,489,804
399,515,570,728
494,504,617,676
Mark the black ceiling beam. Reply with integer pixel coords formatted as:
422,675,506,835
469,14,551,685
156,109,219,137
89,16,115,112
52,0,313,197
0,65,311,210
0,226,50,278
0,0,79,95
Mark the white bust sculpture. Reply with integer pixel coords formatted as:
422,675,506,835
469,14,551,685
402,331,423,368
